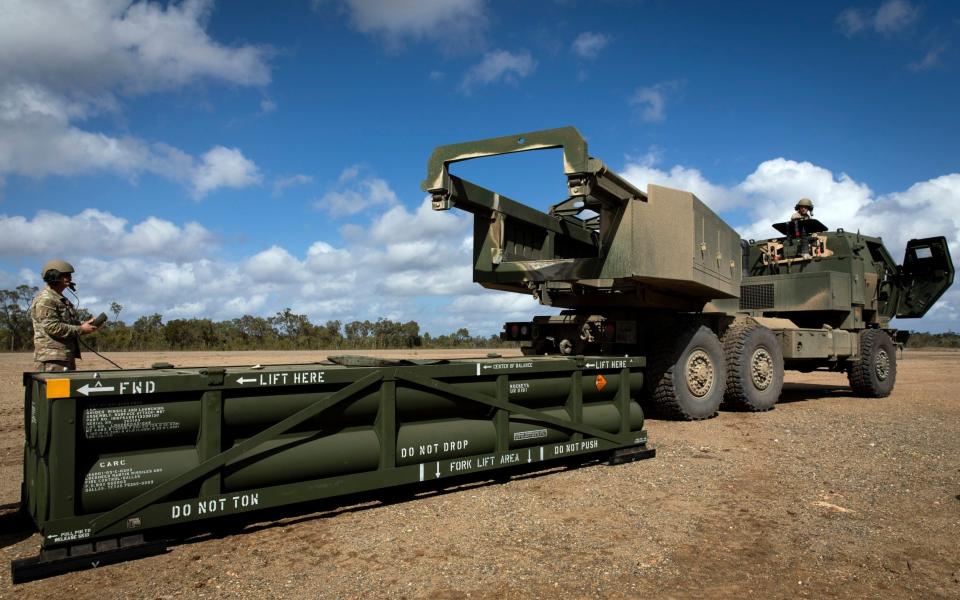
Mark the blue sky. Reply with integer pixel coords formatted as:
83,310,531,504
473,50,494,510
1,0,958,335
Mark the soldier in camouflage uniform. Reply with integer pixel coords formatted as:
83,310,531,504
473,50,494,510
30,259,99,372
791,198,814,220
788,199,816,259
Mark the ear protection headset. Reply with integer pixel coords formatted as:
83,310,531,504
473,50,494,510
43,269,63,284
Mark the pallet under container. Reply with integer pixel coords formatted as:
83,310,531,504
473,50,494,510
14,354,654,582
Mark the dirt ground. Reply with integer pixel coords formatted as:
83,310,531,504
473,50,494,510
1,348,958,599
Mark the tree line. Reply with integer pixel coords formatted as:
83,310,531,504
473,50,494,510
902,331,960,349
4,284,958,352
0,285,511,352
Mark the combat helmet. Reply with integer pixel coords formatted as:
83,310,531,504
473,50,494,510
41,259,75,283
795,198,814,213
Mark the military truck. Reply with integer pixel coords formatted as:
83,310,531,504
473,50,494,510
423,127,954,420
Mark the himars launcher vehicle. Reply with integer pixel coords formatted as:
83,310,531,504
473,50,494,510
424,127,954,420
12,127,952,581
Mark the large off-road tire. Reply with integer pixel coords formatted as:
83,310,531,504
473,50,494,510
646,325,726,420
848,329,897,397
722,321,784,411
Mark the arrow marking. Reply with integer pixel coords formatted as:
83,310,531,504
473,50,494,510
77,384,115,396
435,462,441,478
527,449,532,463
236,377,258,385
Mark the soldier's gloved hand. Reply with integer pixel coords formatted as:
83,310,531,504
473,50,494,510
79,318,99,335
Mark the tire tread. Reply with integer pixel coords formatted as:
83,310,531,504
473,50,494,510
848,329,896,397
721,320,783,411
646,324,724,420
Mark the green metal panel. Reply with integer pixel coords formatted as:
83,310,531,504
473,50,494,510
425,128,740,311
897,237,955,318
851,255,866,306
422,126,591,195
624,185,741,300
743,271,853,314
20,355,650,552
740,230,952,330
81,446,199,513
397,419,495,466
225,429,382,489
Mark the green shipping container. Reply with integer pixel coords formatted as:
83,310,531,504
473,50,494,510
15,354,652,582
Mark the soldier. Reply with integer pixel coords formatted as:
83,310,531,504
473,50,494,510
791,198,814,220
788,199,815,259
30,259,99,372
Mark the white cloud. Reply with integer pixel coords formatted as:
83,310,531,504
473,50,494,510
621,150,746,212
0,83,171,178
345,198,470,246
837,8,868,35
909,43,947,71
0,196,531,334
243,246,306,284
460,49,537,93
225,293,268,315
313,166,399,217
3,195,466,323
448,292,546,321
874,0,920,33
734,158,873,238
190,146,262,198
629,81,683,123
857,174,960,255
435,291,554,338
272,174,314,198
132,200,470,326
0,0,269,194
305,241,352,271
571,32,610,59
0,85,259,195
381,240,448,268
0,0,270,96
837,1,920,36
0,209,216,261
62,256,215,309
620,153,960,330
259,98,277,114
338,165,361,183
381,265,475,296
5,162,958,334
623,153,878,239
333,0,487,50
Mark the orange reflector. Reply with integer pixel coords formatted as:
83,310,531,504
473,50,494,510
595,374,607,392
46,378,71,399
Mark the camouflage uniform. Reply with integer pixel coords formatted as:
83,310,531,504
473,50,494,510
30,286,82,371
791,198,814,221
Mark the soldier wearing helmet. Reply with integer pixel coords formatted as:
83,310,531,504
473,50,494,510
787,199,816,259
791,198,814,221
29,259,99,372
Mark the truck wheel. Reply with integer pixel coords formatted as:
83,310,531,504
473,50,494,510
848,329,896,397
647,325,726,420
722,321,784,411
